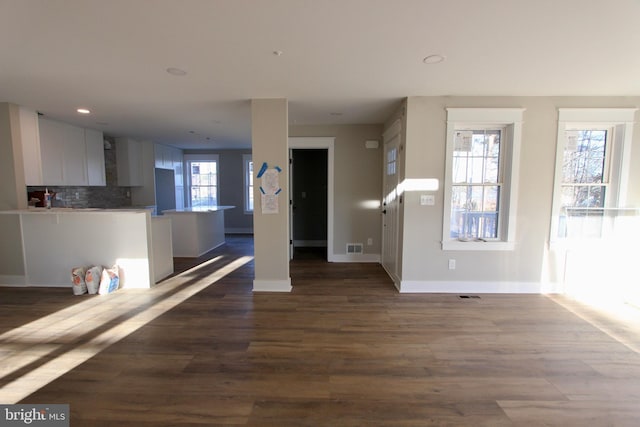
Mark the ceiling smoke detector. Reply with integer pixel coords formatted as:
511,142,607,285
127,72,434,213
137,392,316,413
166,67,187,76
423,54,446,64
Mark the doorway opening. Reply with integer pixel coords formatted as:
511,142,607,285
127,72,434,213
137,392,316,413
291,149,328,260
288,137,335,262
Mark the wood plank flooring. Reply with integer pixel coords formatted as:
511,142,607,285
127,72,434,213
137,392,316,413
1,235,640,426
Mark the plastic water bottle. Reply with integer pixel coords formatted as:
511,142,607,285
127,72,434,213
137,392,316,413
45,188,51,209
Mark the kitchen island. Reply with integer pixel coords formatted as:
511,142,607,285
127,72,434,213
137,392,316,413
0,208,173,288
162,206,235,257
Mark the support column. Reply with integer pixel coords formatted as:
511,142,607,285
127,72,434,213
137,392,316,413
251,99,291,292
0,103,28,210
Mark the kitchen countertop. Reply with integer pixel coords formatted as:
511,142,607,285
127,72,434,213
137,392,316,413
0,207,154,214
162,206,235,213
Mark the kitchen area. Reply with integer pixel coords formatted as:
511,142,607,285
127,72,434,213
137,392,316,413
0,104,237,290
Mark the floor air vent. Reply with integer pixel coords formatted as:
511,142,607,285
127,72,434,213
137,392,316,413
458,295,481,299
346,243,363,254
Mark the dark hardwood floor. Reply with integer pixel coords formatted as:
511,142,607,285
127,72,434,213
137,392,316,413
1,235,640,426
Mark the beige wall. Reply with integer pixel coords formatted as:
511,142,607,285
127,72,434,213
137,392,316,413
290,124,384,257
0,103,28,211
252,99,290,290
398,96,640,290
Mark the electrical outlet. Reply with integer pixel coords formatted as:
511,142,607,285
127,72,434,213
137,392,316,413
367,238,373,246
448,259,456,270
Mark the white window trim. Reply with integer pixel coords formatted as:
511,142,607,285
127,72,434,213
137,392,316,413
184,153,220,208
243,154,253,214
442,108,525,251
549,108,637,245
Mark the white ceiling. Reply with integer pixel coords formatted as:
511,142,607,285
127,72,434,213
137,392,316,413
2,0,639,149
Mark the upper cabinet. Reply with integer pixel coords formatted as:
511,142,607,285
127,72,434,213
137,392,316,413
115,137,143,186
19,107,43,186
85,129,106,186
36,117,106,186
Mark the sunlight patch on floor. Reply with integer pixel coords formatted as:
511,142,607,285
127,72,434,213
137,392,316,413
548,294,640,355
0,255,253,403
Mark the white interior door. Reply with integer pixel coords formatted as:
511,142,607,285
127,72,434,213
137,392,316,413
382,121,401,282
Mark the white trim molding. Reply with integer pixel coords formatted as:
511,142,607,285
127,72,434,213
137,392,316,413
442,108,525,251
252,278,292,292
550,108,638,243
288,136,336,261
0,275,27,286
398,280,562,294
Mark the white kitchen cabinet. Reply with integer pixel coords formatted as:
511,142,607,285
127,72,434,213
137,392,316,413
38,118,68,185
62,124,88,185
37,117,106,186
85,128,106,186
154,143,171,169
19,107,44,186
115,137,143,186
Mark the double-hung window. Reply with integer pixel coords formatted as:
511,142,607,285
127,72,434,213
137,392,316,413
185,154,219,208
442,108,524,250
551,108,636,241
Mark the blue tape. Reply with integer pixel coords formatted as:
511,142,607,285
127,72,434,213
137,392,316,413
256,162,268,178
275,188,282,195
259,186,265,194
274,166,282,172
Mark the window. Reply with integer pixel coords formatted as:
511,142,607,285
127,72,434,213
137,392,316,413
386,146,397,176
442,108,525,250
185,154,219,208
551,108,636,241
243,154,253,213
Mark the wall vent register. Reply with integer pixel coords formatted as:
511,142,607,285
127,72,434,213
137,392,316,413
346,243,363,254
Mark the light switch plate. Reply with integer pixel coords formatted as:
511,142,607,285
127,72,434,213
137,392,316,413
420,194,435,206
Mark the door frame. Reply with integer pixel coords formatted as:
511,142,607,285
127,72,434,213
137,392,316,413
381,120,402,286
288,137,335,262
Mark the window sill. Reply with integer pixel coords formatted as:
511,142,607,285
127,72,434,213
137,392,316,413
442,240,515,251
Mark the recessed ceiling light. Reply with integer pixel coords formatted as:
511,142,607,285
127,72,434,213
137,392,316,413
166,67,187,76
423,54,446,64
77,108,91,114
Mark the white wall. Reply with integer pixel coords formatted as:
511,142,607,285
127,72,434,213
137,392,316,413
396,96,640,293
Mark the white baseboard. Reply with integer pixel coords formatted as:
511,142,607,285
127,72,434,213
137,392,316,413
253,278,292,292
399,280,562,294
225,228,253,234
330,253,381,263
0,275,27,286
